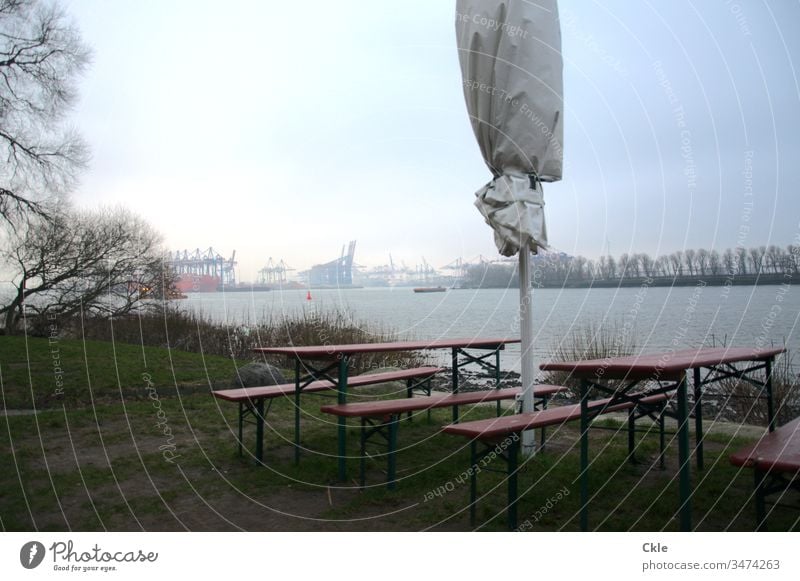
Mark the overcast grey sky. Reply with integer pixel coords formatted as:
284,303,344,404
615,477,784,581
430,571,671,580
65,0,800,280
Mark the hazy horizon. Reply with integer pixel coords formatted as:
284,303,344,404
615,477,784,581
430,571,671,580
64,0,800,279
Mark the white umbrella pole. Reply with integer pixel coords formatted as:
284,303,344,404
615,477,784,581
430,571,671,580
519,245,537,456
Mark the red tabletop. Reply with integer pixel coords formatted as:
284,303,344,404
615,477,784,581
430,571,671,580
253,337,520,360
729,417,800,473
539,346,785,381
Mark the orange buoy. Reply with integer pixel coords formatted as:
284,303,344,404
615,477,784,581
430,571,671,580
306,290,312,301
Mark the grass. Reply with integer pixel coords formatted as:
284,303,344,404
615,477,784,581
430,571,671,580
1,335,797,531
0,334,238,409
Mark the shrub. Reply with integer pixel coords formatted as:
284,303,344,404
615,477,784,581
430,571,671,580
540,321,637,397
710,351,800,427
71,305,426,374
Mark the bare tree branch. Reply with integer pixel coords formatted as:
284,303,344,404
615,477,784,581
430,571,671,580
1,207,177,333
0,0,90,226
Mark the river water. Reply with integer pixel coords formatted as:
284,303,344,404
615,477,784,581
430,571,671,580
180,284,799,374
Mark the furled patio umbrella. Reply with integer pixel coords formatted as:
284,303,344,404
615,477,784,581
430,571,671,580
456,0,563,454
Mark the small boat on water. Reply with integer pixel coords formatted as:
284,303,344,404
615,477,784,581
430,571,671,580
413,286,447,293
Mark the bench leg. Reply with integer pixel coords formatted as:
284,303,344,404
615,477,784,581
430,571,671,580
422,377,433,422
405,377,434,423
627,407,637,464
294,388,302,465
294,360,302,465
358,415,401,490
238,402,243,457
755,468,768,531
507,436,520,530
470,440,477,528
452,348,460,424
694,367,704,471
406,380,413,422
255,398,265,464
766,358,775,433
579,379,590,532
539,396,548,452
659,408,666,470
677,373,692,531
496,349,502,417
359,418,367,491
337,356,350,482
387,414,398,490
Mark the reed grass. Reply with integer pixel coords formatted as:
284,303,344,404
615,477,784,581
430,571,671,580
65,305,426,375
541,321,636,396
542,321,799,426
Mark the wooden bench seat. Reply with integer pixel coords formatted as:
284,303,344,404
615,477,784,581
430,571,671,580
212,366,445,402
442,391,672,440
442,390,677,529
730,416,800,530
320,384,566,418
319,384,568,490
212,366,445,463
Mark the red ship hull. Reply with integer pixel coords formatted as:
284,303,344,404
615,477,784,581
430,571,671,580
175,274,220,293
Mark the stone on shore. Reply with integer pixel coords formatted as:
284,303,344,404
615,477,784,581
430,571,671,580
232,362,286,388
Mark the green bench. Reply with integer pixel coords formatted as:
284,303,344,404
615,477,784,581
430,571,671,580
443,391,676,529
213,366,445,462
321,384,568,489
730,416,800,530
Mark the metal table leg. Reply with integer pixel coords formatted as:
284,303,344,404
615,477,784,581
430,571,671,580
294,359,301,464
507,436,520,530
255,398,265,464
693,367,704,470
580,378,589,532
337,355,350,481
766,357,775,432
470,440,477,527
677,372,692,531
238,401,243,457
387,414,398,490
754,468,767,531
451,348,459,423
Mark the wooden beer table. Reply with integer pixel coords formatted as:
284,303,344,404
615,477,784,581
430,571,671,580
540,346,785,531
254,337,521,480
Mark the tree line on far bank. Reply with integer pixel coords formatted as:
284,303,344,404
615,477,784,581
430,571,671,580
463,245,800,288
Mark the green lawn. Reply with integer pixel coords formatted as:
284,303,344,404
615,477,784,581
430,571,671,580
0,334,238,409
0,335,796,531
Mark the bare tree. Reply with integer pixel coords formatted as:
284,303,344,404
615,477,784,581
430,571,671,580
684,249,696,276
749,246,765,274
638,253,653,278
695,248,709,276
669,251,684,276
1,207,174,333
723,248,735,274
607,255,617,279
736,247,748,275
572,255,587,281
627,253,641,277
654,255,669,277
0,0,90,226
586,258,597,280
597,255,608,279
708,249,721,275
787,245,800,274
765,245,782,274
619,253,630,278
